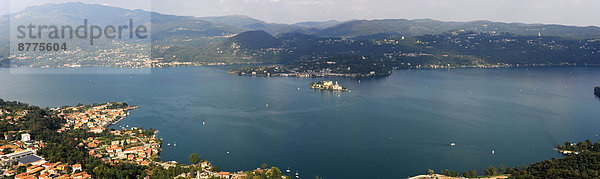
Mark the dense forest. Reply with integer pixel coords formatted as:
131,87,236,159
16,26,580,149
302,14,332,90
434,140,600,178
157,30,600,69
228,54,394,77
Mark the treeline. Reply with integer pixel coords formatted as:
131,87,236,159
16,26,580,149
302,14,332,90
522,152,600,178
229,55,395,77
147,164,201,178
436,139,600,178
291,55,394,76
433,164,519,178
556,139,598,152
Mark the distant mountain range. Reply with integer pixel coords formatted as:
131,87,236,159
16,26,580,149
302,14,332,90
2,2,600,67
1,2,599,40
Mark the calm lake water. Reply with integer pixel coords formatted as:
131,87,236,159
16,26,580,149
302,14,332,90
1,67,600,178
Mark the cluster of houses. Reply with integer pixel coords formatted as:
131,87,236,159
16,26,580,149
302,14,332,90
79,128,160,166
9,162,91,179
0,133,90,178
0,133,45,166
0,109,28,124
56,103,137,133
53,103,164,167
175,161,292,179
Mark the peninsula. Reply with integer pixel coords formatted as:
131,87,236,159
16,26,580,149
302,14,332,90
0,99,286,178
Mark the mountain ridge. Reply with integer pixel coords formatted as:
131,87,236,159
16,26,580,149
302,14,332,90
3,2,600,38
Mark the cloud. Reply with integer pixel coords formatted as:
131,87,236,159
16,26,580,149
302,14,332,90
289,0,323,6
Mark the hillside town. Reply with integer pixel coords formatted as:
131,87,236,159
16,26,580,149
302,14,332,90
0,131,92,179
0,99,289,178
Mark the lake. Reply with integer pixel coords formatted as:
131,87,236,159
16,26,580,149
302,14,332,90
1,67,599,178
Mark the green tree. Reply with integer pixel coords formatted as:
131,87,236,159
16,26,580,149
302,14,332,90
486,165,498,176
261,163,268,169
469,170,477,177
462,171,469,177
269,167,283,178
189,153,200,165
16,166,26,173
211,166,220,172
428,169,434,175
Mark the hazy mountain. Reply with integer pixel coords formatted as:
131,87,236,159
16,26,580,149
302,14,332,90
226,30,281,49
198,15,265,28
293,20,343,29
0,15,9,58
198,15,312,35
3,2,600,66
5,2,600,43
319,19,600,39
6,2,243,41
12,2,151,26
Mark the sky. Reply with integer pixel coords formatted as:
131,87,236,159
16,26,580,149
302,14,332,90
2,0,600,27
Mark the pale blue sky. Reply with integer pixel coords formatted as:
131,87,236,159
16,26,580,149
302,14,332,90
3,0,600,26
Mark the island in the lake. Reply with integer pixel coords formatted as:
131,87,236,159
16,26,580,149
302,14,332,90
595,86,600,97
310,81,348,91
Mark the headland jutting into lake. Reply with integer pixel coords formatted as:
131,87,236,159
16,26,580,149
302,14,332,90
0,99,287,178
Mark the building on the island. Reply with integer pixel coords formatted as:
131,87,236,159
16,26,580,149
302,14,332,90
311,81,346,91
331,81,344,90
21,133,30,142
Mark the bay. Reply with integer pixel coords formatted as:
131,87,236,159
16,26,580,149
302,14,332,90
1,67,599,178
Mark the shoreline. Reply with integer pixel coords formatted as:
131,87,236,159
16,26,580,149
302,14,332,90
3,64,599,70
